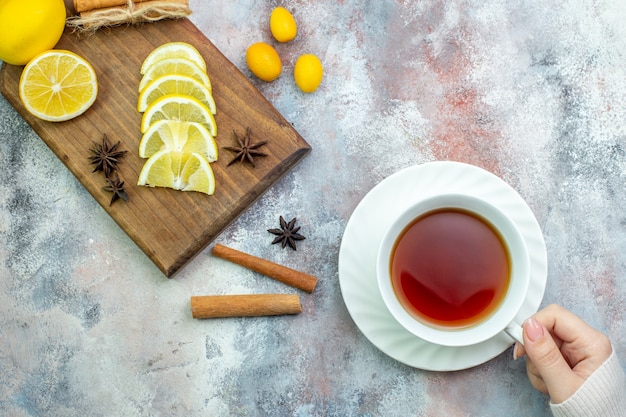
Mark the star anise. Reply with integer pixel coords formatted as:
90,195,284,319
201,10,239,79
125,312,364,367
223,127,268,167
268,216,306,250
88,134,127,177
102,174,129,206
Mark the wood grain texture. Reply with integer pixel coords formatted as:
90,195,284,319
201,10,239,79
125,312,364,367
0,19,311,277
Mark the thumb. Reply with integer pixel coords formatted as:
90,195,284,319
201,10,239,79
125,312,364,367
523,317,575,400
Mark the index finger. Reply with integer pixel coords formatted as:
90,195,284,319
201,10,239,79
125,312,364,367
514,305,589,360
532,304,612,365
531,304,591,344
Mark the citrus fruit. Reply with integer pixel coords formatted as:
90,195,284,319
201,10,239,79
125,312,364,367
140,42,207,74
270,7,297,43
245,42,282,82
139,120,218,161
294,54,323,93
19,50,98,122
0,0,66,66
137,74,216,113
178,152,216,194
137,150,216,195
139,58,212,93
141,94,217,135
137,43,219,197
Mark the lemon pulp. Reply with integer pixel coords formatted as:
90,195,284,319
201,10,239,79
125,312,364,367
19,50,98,122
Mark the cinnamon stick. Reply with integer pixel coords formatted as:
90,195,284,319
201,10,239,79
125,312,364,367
75,0,148,13
212,244,318,293
190,294,302,318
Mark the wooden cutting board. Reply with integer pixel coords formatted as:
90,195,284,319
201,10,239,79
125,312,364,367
0,18,311,277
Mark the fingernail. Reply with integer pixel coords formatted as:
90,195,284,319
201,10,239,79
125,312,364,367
524,317,544,342
512,342,520,360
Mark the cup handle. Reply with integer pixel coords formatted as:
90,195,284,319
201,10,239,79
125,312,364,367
505,322,524,345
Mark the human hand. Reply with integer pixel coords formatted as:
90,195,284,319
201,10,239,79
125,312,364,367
513,304,613,404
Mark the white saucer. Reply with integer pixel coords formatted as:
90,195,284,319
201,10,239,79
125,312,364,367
338,161,548,371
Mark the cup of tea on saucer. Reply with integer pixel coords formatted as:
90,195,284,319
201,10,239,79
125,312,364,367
376,193,530,347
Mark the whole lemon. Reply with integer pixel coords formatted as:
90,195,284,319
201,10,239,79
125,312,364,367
270,7,297,43
294,54,323,93
246,42,282,82
0,0,66,65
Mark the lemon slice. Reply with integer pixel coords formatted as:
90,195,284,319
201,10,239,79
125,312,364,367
138,149,182,188
140,42,206,74
137,150,216,195
137,74,216,114
139,120,218,161
18,50,98,122
180,152,216,194
139,58,212,93
141,94,217,135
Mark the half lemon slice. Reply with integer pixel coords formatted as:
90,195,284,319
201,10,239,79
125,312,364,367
139,57,212,93
139,120,218,161
141,94,217,135
137,150,216,195
137,74,216,114
140,42,206,74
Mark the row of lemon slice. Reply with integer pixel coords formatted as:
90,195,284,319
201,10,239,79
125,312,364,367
136,42,219,195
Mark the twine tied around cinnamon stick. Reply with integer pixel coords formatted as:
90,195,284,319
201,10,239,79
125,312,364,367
67,0,191,33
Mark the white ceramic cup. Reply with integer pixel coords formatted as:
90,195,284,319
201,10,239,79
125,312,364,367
376,193,530,347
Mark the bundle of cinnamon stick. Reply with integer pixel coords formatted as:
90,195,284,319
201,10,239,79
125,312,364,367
67,0,191,32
